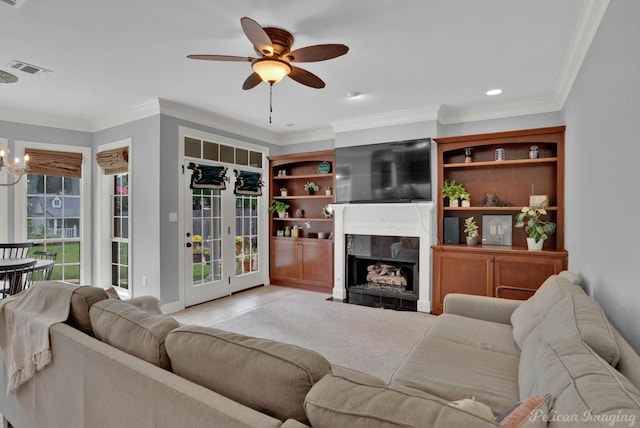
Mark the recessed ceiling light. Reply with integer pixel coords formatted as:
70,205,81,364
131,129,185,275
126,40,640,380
486,89,502,96
346,91,361,99
285,123,297,128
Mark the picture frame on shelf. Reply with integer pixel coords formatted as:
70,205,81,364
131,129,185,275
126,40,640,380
482,215,512,246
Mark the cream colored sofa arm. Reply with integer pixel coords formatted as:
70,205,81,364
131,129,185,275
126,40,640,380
443,293,523,325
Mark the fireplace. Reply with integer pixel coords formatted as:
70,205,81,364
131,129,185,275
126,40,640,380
332,202,434,313
346,235,419,310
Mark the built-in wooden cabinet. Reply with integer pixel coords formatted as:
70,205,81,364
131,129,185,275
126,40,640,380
268,150,334,291
431,126,568,314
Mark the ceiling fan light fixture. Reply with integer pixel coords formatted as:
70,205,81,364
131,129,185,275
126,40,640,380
252,58,291,84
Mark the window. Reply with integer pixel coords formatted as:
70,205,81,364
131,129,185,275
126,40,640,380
111,174,129,289
26,174,81,283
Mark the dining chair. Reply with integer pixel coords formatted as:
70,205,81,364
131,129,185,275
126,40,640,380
1,259,37,298
0,242,33,259
32,250,57,281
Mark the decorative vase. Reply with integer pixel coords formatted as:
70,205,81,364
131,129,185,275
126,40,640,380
461,200,471,207
308,189,316,195
280,190,287,196
278,211,286,218
526,237,544,251
449,199,459,207
466,236,478,246
325,189,331,196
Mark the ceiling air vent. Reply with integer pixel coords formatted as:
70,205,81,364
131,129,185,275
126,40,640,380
9,60,52,76
0,0,28,7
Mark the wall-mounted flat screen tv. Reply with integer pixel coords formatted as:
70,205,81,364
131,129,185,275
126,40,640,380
335,138,431,203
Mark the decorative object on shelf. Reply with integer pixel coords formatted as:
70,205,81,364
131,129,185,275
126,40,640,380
324,186,332,196
268,199,289,218
0,142,29,187
291,225,300,238
464,217,479,246
464,147,473,163
482,215,512,246
460,190,471,207
276,230,284,237
278,169,287,176
322,204,333,218
304,181,320,195
317,232,329,239
284,226,291,237
515,201,556,251
529,145,539,159
294,208,303,218
528,184,548,208
442,179,467,207
317,161,332,174
280,187,288,196
481,193,512,207
495,148,505,161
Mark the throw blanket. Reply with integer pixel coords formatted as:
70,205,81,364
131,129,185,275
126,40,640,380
0,282,75,393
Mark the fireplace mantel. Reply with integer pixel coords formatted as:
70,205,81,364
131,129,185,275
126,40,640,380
332,202,435,312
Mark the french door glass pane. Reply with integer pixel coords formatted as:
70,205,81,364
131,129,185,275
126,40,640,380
192,188,222,285
235,195,259,275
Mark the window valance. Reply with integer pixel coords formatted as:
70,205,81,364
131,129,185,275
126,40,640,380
188,162,228,190
24,148,83,178
96,147,129,175
234,169,263,196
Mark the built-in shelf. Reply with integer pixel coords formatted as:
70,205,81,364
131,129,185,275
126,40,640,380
444,206,558,212
273,173,332,180
273,217,333,222
443,157,558,169
274,195,333,200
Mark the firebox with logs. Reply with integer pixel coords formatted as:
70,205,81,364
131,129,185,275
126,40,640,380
347,255,418,311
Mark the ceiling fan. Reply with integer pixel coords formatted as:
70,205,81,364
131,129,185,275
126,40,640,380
187,16,349,90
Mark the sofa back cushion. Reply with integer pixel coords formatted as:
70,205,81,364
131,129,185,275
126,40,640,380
518,293,621,397
67,286,109,335
304,374,499,428
530,339,640,428
89,299,179,370
166,326,330,423
511,274,585,348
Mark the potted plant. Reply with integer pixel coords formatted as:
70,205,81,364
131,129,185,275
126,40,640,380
268,199,289,218
464,217,479,246
515,201,556,250
304,181,320,195
325,186,332,196
442,179,467,207
280,187,288,197
460,190,471,207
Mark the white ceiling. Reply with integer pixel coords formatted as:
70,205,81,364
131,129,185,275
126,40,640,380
0,1,607,144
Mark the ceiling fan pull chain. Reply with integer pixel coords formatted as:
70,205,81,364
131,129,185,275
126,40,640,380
269,82,274,123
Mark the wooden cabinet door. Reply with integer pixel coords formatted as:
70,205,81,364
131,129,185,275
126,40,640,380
300,240,333,289
270,239,300,283
494,254,565,300
432,250,493,314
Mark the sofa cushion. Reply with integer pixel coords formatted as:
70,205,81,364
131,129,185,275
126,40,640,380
495,394,551,428
304,374,499,428
427,313,520,357
89,299,179,370
391,335,520,415
165,325,331,423
530,339,640,428
67,285,109,335
511,274,585,348
541,293,620,366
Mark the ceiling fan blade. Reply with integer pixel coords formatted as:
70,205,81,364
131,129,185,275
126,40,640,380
287,44,349,62
242,72,263,90
288,66,325,89
240,17,274,56
187,54,254,62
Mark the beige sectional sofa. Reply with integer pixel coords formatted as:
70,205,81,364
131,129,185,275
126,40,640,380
2,273,640,427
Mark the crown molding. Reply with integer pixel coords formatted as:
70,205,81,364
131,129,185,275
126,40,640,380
0,107,92,132
90,99,160,132
555,0,610,106
437,96,563,125
330,105,441,134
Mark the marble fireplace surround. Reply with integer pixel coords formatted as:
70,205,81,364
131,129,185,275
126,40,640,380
332,202,435,313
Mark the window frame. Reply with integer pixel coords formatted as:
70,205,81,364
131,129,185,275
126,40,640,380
13,140,92,283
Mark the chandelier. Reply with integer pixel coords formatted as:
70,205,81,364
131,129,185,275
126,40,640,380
0,142,29,186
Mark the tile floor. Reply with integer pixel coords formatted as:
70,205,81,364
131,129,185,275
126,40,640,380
170,284,332,326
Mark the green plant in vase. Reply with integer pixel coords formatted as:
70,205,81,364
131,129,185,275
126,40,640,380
442,179,467,207
515,201,556,250
304,181,320,195
268,199,290,218
464,217,479,245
